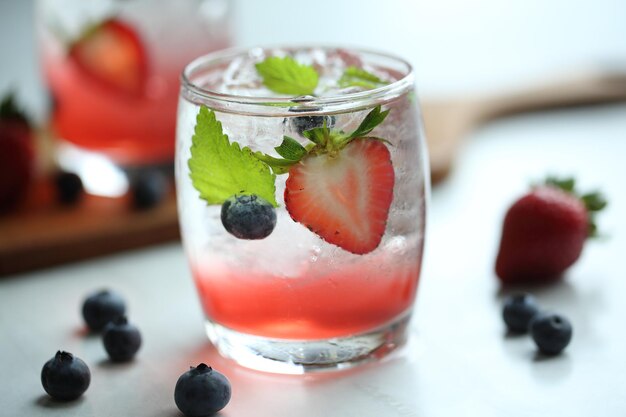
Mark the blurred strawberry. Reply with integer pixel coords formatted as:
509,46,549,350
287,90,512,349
69,19,147,97
495,177,606,284
0,93,34,213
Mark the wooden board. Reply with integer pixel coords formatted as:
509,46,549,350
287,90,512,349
0,180,179,276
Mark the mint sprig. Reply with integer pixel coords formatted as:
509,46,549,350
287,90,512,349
338,67,389,90
255,56,319,96
254,106,390,174
253,136,305,175
188,107,278,206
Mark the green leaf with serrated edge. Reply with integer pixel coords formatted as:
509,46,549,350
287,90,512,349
255,56,319,96
338,66,388,90
188,106,277,207
348,106,390,140
275,136,307,161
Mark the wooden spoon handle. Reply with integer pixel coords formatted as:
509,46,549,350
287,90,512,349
476,69,626,122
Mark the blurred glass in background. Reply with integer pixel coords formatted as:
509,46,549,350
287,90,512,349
36,0,231,195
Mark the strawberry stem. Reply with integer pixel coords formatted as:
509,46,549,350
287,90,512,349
581,192,607,212
542,176,607,238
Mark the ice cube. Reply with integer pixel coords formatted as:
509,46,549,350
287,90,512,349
221,55,264,95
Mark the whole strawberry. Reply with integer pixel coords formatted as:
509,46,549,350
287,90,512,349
495,177,606,283
0,93,34,213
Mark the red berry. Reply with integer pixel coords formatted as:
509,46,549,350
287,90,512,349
495,184,596,283
284,139,394,255
69,19,147,97
0,120,34,212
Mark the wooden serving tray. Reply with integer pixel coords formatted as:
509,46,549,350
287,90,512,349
0,181,179,276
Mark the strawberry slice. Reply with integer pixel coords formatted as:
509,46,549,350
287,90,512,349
284,139,394,254
69,19,147,97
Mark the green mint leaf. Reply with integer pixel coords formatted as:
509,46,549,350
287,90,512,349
338,66,389,90
255,56,319,96
348,105,390,139
254,136,309,175
274,136,307,161
253,136,308,175
188,106,277,206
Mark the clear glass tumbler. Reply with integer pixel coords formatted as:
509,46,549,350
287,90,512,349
176,46,428,373
36,0,232,194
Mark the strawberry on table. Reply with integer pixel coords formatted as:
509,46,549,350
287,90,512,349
69,19,147,97
0,93,34,213
495,177,607,284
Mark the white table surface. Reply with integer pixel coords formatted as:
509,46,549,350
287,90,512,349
1,1,626,416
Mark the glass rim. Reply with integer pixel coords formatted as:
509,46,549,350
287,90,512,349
180,45,415,112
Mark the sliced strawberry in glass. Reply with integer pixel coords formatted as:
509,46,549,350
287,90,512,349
284,139,395,255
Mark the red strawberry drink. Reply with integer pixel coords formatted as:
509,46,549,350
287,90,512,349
176,47,428,373
37,0,232,169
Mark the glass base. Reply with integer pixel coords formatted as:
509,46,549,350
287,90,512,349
204,312,411,374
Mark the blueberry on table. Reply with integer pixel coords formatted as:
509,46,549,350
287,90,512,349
221,194,277,240
41,351,90,401
102,316,142,362
82,289,126,332
54,171,84,205
130,170,168,210
530,313,573,355
502,293,540,333
175,363,231,417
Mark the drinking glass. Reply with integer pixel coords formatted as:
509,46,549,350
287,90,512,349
36,0,232,195
176,46,428,373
